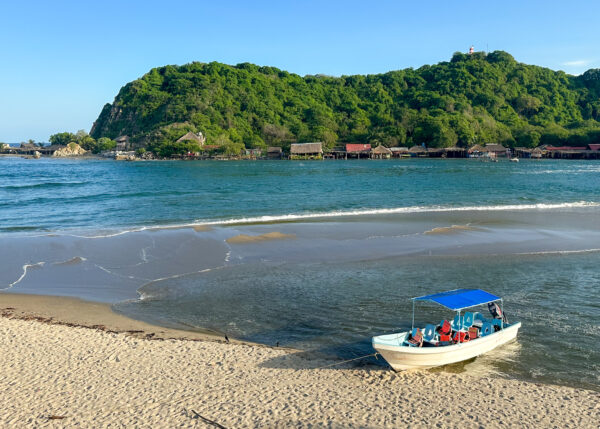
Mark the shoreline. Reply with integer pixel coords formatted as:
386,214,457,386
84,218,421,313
3,152,600,161
0,292,231,343
1,293,598,427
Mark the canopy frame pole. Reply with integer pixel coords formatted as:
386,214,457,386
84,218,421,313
500,298,504,329
457,310,461,345
411,299,415,331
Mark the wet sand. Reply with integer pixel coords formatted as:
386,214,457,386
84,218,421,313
1,293,598,428
0,293,224,342
226,231,296,244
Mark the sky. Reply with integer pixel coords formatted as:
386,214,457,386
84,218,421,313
1,0,599,142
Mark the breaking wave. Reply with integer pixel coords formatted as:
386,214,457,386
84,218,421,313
192,201,600,226
41,200,600,238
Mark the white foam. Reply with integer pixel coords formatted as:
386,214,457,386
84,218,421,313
0,262,45,291
34,201,600,238
191,201,600,226
515,248,600,256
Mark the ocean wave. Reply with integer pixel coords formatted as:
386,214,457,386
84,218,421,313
514,248,600,256
0,181,87,190
191,201,600,226
37,200,600,238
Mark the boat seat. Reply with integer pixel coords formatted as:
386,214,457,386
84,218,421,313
439,334,451,344
451,314,463,331
463,312,474,328
423,324,436,342
468,326,479,340
438,320,452,336
491,319,504,331
473,312,485,327
406,328,423,347
481,322,493,337
453,331,469,343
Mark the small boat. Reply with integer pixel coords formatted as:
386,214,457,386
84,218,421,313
510,157,519,162
372,289,521,371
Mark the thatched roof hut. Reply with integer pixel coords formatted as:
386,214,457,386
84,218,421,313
371,145,392,155
484,143,507,153
409,145,427,153
176,132,205,145
468,144,485,153
444,146,465,152
290,142,323,155
19,142,38,150
371,145,392,159
390,147,409,153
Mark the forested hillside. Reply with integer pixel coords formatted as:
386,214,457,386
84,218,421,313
90,51,600,151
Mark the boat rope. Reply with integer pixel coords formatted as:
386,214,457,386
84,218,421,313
312,352,379,370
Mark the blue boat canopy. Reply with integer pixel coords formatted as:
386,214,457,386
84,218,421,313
413,289,501,311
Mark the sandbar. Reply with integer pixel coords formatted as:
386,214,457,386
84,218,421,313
424,224,483,235
226,231,296,244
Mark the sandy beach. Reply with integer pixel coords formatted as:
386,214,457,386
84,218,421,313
0,294,598,428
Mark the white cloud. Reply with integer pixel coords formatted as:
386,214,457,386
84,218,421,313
562,59,592,67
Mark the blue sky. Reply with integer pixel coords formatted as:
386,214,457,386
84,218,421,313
1,0,599,142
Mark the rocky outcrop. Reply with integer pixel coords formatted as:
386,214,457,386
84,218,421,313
52,143,88,157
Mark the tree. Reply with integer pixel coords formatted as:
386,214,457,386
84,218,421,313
96,137,116,153
88,52,600,151
49,132,76,146
78,135,97,151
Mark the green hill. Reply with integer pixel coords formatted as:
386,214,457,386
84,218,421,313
90,51,600,151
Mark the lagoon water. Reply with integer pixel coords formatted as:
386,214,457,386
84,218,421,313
1,157,599,391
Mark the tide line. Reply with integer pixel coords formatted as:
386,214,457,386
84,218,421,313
0,262,45,291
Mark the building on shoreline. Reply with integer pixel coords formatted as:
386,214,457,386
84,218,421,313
371,145,392,159
484,143,511,157
409,145,427,157
267,147,283,159
290,142,323,159
346,143,371,159
115,136,130,151
390,147,410,158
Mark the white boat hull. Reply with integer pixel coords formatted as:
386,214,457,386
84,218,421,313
372,322,521,371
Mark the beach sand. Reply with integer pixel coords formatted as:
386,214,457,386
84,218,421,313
1,295,598,428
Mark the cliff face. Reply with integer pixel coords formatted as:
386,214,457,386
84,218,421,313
90,53,600,149
90,102,140,140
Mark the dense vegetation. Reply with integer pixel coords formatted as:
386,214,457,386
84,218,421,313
90,51,600,151
50,130,116,153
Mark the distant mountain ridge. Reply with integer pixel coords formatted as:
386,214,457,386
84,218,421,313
90,51,600,150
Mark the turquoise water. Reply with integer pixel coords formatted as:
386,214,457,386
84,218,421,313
2,157,600,233
1,157,599,390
